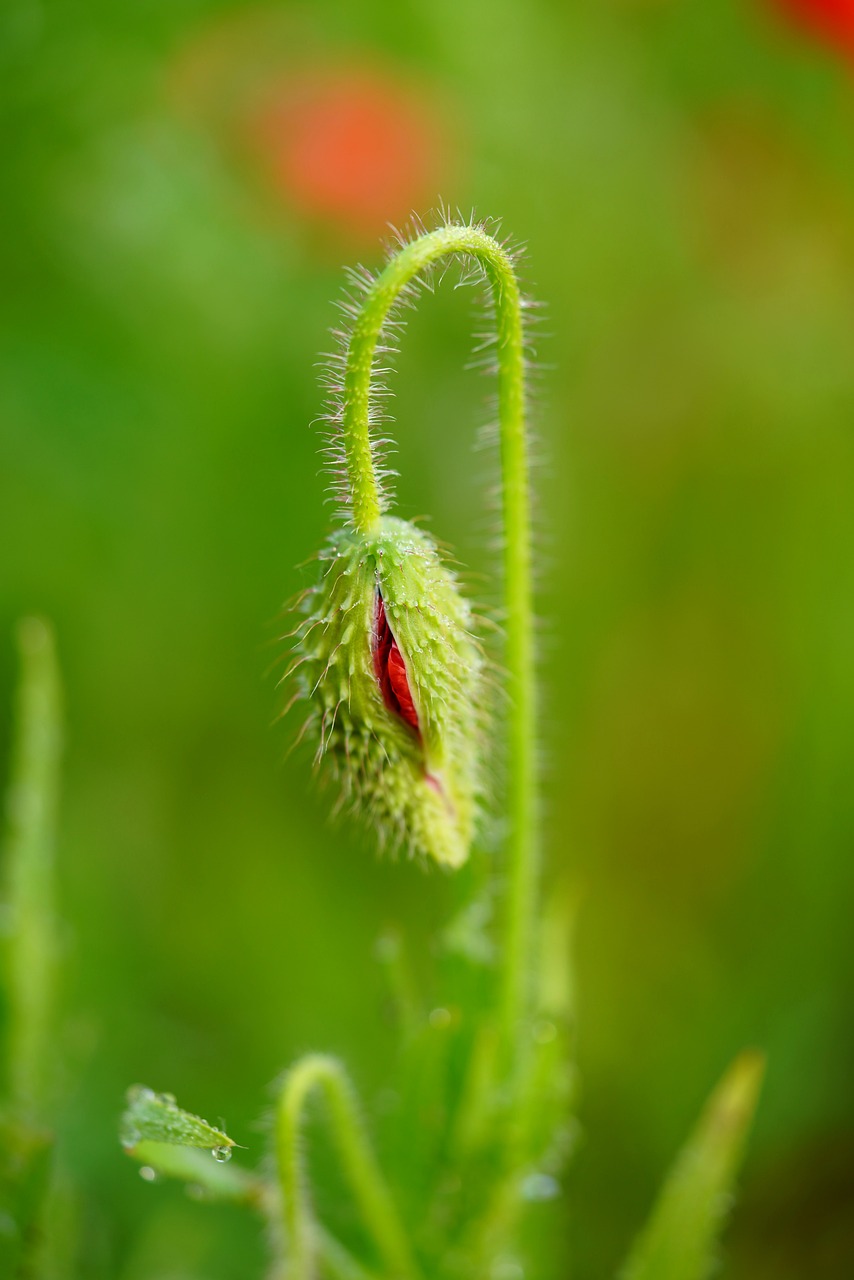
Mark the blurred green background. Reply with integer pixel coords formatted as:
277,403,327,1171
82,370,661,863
2,0,854,1276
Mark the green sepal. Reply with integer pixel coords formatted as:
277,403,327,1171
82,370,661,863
295,515,486,868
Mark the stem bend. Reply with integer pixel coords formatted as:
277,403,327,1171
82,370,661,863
339,222,537,1071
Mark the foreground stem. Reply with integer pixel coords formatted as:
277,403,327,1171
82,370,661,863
275,1054,417,1280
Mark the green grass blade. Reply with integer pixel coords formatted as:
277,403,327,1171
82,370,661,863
620,1051,765,1280
2,618,63,1114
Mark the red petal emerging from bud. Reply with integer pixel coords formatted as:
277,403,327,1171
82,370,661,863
373,594,420,732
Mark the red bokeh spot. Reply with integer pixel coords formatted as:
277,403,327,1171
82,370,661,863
769,0,854,59
258,66,445,235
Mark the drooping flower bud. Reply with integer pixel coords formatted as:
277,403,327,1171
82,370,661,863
293,516,485,867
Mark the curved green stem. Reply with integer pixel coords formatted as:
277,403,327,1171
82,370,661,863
275,1053,417,1280
340,224,537,1071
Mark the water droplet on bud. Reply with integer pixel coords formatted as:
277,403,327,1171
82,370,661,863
211,1145,232,1163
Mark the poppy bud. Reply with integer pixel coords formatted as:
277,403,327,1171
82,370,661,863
294,516,485,867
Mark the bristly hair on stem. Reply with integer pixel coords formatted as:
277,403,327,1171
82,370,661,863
315,205,540,530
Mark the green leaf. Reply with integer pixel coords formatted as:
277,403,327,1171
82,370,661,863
619,1051,765,1280
120,1085,235,1157
128,1141,260,1204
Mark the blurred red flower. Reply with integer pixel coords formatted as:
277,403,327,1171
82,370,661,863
769,0,854,59
256,66,447,237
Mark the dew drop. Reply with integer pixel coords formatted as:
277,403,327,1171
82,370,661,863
428,1006,452,1029
520,1171,560,1202
374,933,399,963
0,904,15,937
121,1126,141,1150
490,1259,524,1280
139,1166,157,1182
0,1210,20,1240
127,1085,156,1104
714,1191,735,1215
211,1145,232,1163
551,1117,582,1165
532,1019,557,1045
375,1087,400,1114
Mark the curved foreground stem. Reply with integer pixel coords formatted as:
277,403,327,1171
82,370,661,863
275,1054,418,1280
340,223,537,1071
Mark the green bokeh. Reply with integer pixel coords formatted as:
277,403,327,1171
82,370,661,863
2,1,853,1275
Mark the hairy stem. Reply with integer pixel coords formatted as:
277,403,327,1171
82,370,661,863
275,1053,417,1280
340,223,537,1071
